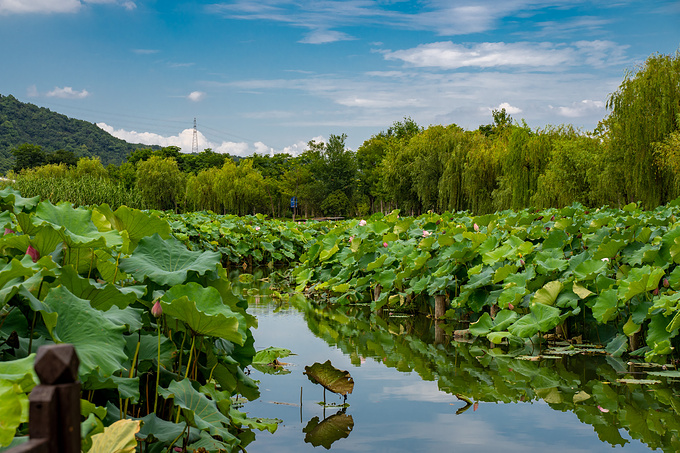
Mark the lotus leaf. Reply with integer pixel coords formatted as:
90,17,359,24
0,379,27,447
304,360,354,396
158,378,237,444
0,187,39,213
88,419,140,453
119,234,221,286
508,302,562,338
32,201,113,249
39,286,127,377
161,282,247,344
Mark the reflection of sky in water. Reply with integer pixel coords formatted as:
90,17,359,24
244,303,653,452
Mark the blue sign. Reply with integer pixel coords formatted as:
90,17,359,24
290,196,298,208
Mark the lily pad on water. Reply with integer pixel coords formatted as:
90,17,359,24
304,360,354,397
303,411,354,449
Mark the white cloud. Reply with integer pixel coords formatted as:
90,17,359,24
0,0,81,14
0,0,135,14
97,122,317,157
551,99,605,118
187,91,206,102
382,40,630,70
485,102,522,115
299,29,355,44
46,86,90,99
26,85,39,97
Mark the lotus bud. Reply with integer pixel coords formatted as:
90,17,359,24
349,236,354,243
151,300,163,318
508,303,514,310
663,278,670,288
26,245,39,262
359,219,367,226
653,288,659,296
4,228,14,235
519,259,525,267
383,242,388,248
473,223,479,232
550,215,555,221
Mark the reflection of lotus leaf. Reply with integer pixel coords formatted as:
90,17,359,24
304,360,354,396
303,411,354,449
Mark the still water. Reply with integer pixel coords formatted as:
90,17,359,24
235,280,678,452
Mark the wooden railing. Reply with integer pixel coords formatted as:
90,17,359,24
7,344,81,453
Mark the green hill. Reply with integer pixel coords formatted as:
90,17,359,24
0,94,157,174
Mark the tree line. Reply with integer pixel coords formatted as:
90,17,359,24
5,51,680,216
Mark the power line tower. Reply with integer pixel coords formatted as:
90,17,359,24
191,118,199,154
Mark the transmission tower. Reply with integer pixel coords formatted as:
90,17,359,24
191,118,199,154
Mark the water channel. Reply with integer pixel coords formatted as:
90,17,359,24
235,275,680,452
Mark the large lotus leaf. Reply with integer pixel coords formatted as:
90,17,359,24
0,187,39,213
93,204,171,253
303,411,354,449
0,354,37,393
58,265,145,311
83,373,140,403
89,419,140,453
39,286,127,378
508,302,562,338
160,283,246,344
136,414,196,444
119,234,221,286
532,281,563,306
304,360,354,396
28,201,114,249
591,289,620,324
158,378,237,444
0,379,28,447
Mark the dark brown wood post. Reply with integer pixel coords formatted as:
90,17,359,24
31,344,80,453
434,295,447,319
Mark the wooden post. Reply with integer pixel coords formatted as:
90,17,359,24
434,295,447,319
7,344,81,453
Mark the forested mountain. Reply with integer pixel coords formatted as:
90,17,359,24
0,94,156,173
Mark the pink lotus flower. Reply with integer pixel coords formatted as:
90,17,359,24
4,228,14,235
151,300,163,318
349,236,354,243
383,242,388,248
422,230,431,237
255,226,260,231
359,219,367,226
26,245,39,263
598,406,609,413
473,223,479,232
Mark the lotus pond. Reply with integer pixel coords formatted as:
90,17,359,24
235,274,680,452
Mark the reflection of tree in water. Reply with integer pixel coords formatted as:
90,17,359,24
296,300,680,452
303,408,354,449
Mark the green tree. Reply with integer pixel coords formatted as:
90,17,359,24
136,156,186,211
606,51,680,207
12,143,46,172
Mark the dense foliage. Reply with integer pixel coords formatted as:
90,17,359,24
0,94,155,172
0,187,276,451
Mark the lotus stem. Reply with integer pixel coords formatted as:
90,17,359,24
154,319,161,414
124,336,141,417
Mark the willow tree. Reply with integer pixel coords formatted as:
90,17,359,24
606,51,680,208
136,155,185,211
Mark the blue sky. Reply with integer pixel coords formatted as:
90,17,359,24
1,0,678,156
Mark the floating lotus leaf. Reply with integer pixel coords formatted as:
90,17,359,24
303,411,354,449
304,360,354,396
160,282,247,344
507,302,562,338
119,234,221,286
